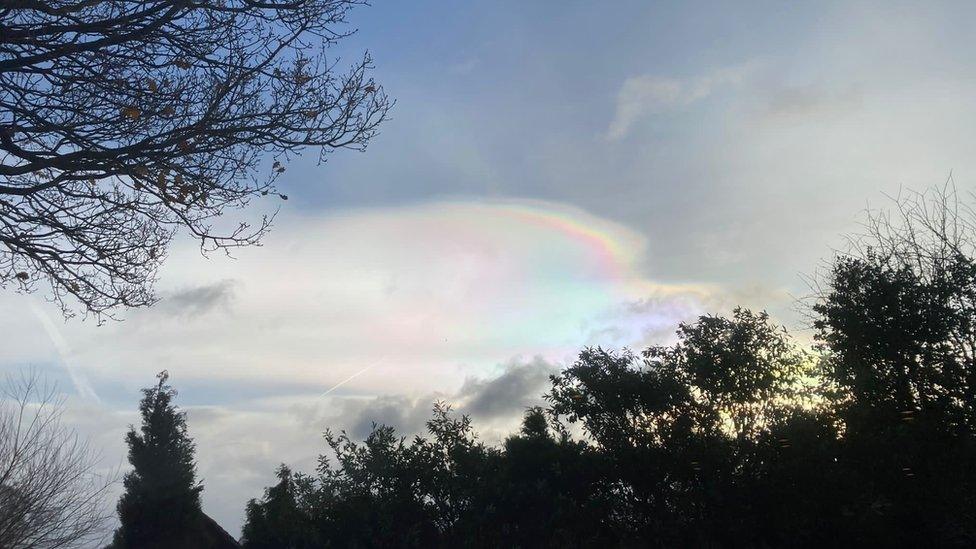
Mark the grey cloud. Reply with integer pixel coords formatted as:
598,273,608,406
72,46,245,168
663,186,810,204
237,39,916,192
327,357,560,441
343,394,439,440
583,325,629,345
457,357,558,420
158,280,236,317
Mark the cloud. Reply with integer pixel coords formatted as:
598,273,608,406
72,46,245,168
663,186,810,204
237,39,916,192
0,199,710,400
457,356,557,420
0,199,716,536
605,62,760,141
340,394,441,439
323,356,559,441
158,280,236,318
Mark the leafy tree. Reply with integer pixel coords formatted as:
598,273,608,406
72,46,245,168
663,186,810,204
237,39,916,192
0,1,390,317
547,308,811,544
649,308,813,440
483,408,613,547
735,409,850,547
112,371,204,548
812,187,976,544
243,311,815,547
242,405,611,548
243,404,475,547
316,422,440,547
241,466,319,549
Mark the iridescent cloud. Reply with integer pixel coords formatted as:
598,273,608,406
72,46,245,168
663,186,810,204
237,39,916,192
2,199,715,401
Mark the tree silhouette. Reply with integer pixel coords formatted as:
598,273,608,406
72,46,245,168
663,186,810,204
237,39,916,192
0,371,113,548
811,186,976,544
112,371,204,548
484,407,613,547
241,465,319,549
546,308,811,545
0,1,390,317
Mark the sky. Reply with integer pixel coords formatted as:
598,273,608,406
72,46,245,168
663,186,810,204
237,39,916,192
3,0,976,537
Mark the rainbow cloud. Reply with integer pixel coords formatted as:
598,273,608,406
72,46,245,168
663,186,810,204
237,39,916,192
497,202,639,282
2,198,717,396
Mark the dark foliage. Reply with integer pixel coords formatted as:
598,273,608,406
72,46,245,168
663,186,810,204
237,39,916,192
546,309,812,546
111,371,207,548
241,466,320,549
809,188,976,545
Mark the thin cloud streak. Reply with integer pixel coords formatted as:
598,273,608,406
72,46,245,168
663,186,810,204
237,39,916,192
321,365,375,397
28,299,100,403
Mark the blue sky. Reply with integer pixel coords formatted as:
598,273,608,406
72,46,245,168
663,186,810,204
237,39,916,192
304,0,976,286
3,0,976,536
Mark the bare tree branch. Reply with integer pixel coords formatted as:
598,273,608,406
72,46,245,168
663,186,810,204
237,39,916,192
0,0,392,320
0,370,114,548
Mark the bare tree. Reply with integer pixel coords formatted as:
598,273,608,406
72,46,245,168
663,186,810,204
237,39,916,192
0,371,114,548
803,180,976,309
0,1,391,318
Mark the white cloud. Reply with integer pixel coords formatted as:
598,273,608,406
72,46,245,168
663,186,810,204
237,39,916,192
605,62,761,141
1,199,712,400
